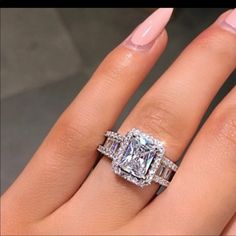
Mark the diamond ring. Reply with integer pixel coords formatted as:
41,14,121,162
97,128,178,187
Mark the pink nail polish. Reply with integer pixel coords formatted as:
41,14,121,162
124,8,173,51
224,8,236,31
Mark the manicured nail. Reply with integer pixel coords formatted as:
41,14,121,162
124,8,173,51
224,8,236,31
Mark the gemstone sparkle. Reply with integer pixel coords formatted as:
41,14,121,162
112,129,165,187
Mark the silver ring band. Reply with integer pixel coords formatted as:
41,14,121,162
97,129,178,187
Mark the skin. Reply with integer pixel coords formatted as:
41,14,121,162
1,9,236,235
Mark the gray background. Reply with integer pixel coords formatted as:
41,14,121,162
1,8,235,194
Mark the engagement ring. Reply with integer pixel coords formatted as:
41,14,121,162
97,128,178,187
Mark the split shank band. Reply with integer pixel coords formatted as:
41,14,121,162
97,128,178,187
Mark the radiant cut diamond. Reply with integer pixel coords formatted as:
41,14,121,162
118,136,156,179
112,129,165,187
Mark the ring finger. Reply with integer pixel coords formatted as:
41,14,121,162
53,9,236,233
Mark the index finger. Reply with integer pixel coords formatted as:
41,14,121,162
1,8,172,221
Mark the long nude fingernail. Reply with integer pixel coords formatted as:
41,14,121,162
224,8,236,32
124,8,174,51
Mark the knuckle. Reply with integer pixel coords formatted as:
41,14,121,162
210,107,236,147
196,27,236,64
207,106,236,175
129,101,186,152
100,51,134,81
48,118,93,161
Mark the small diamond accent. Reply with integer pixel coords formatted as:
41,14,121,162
162,157,178,172
153,175,169,187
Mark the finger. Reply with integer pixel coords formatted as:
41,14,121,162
222,214,236,235
1,9,172,221
134,87,236,235
64,9,236,231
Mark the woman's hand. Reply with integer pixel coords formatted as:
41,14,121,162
1,8,236,235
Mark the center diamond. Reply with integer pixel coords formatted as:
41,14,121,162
118,136,156,179
112,128,165,187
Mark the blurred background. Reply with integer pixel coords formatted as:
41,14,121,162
1,8,235,194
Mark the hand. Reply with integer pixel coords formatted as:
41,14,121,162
1,8,236,235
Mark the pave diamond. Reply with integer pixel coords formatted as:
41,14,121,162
112,128,165,187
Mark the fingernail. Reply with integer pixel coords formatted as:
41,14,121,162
222,9,236,32
124,8,173,51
